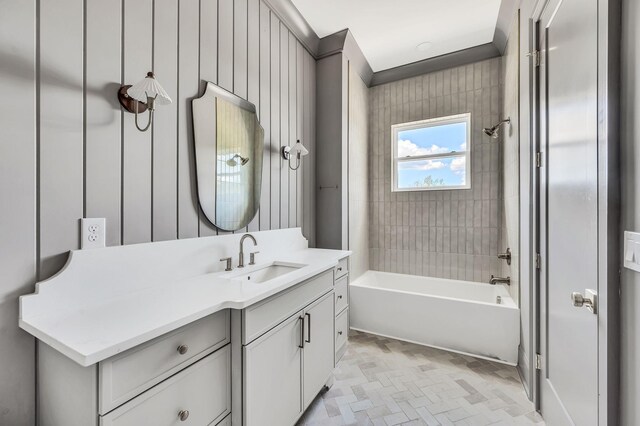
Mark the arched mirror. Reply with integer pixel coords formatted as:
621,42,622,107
192,82,264,231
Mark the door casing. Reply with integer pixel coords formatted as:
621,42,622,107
528,0,620,424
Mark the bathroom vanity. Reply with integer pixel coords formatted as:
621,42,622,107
20,229,350,426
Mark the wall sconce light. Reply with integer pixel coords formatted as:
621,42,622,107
281,140,309,170
117,71,172,132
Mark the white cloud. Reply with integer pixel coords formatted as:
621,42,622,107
400,160,447,171
397,139,449,157
450,157,466,172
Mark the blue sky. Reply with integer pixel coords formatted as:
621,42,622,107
396,122,467,189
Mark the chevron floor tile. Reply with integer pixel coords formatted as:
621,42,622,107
297,331,544,426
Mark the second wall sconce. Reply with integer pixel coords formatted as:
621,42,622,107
118,72,172,132
282,140,309,170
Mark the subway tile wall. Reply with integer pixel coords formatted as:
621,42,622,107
368,58,504,282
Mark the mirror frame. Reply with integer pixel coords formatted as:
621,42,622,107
192,81,264,231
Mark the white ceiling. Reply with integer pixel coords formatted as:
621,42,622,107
291,0,503,72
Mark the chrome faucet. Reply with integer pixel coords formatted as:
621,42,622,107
238,234,257,268
490,275,511,286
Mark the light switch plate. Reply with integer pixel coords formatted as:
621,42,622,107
624,231,640,273
81,218,106,249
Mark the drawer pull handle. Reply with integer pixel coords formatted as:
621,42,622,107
338,331,343,336
178,410,190,421
177,345,189,355
305,313,311,343
337,267,343,272
337,295,343,300
299,316,305,349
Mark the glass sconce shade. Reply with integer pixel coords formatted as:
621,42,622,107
126,72,172,107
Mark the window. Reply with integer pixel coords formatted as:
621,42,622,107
391,113,471,192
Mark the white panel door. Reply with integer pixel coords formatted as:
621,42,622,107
244,311,303,426
538,0,599,424
302,292,335,409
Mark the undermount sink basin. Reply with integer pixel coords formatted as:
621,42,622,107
231,262,305,284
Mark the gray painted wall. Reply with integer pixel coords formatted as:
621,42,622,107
0,0,316,423
368,58,505,281
620,0,640,423
348,65,370,280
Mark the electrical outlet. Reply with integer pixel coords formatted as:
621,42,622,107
81,218,106,249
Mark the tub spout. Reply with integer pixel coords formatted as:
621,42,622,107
490,275,511,285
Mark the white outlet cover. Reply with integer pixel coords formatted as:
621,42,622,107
81,218,106,249
624,231,640,273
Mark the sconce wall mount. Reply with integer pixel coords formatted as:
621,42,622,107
282,140,309,170
118,71,172,132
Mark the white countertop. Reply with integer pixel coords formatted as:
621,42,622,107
20,237,349,366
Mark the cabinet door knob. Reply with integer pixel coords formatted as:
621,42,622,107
338,331,343,336
177,345,189,355
178,410,190,421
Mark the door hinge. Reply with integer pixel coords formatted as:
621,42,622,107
536,152,542,168
535,253,541,269
527,50,541,67
535,353,542,370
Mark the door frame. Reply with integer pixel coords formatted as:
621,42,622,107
529,0,620,424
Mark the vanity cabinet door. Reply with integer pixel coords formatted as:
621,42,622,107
302,292,335,409
243,311,303,426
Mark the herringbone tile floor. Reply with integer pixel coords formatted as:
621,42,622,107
298,331,544,426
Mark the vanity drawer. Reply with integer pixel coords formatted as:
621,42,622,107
99,310,230,414
335,276,348,315
243,270,333,344
100,346,231,426
335,258,349,279
335,308,348,362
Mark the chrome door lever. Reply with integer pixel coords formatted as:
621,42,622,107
571,289,597,314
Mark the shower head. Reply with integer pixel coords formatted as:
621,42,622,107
226,154,250,167
483,118,511,139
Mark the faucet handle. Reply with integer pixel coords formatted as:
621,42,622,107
249,251,260,266
220,257,233,272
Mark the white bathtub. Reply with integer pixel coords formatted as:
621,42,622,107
350,270,520,365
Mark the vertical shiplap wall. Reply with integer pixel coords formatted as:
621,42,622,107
0,0,316,423
0,2,37,424
368,58,504,282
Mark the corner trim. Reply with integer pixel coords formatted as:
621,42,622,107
493,0,520,54
370,43,501,86
262,0,320,54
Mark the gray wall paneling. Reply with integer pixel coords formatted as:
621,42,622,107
122,0,153,245
199,0,219,237
39,0,84,278
247,0,261,233
0,1,36,423
288,33,297,228
85,0,122,247
280,24,289,229
234,0,248,100
153,0,179,242
0,0,317,421
218,0,234,92
296,43,304,229
270,13,281,229
177,0,200,239
259,1,272,232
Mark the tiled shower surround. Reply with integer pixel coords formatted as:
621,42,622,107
368,58,504,282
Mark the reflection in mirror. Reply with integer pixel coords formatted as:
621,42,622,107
192,82,264,231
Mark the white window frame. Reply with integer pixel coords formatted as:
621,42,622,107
391,113,471,192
